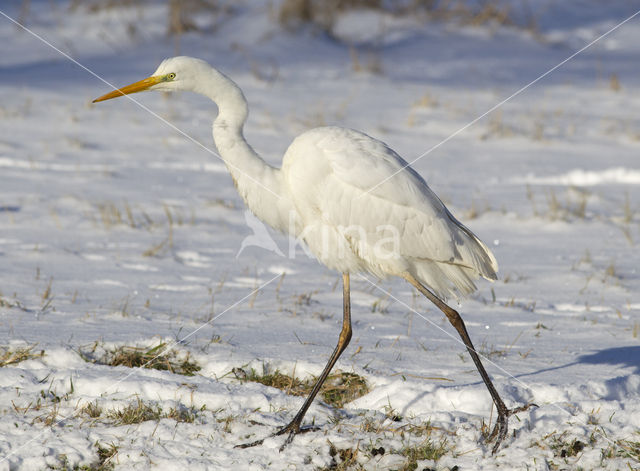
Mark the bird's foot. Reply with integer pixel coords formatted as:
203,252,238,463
273,420,320,451
486,402,538,454
235,420,320,451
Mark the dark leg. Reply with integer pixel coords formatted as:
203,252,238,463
237,273,352,450
404,273,534,454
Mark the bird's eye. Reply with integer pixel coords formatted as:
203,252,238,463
167,73,176,80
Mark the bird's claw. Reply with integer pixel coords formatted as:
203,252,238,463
234,437,266,449
235,421,320,451
275,422,321,451
486,402,538,454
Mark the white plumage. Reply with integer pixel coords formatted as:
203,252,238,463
93,56,530,454
281,126,497,298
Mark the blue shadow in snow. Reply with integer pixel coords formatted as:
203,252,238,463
398,345,640,416
577,346,640,374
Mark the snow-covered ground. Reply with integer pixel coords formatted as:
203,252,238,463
1,1,639,469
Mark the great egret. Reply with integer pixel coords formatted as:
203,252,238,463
93,56,532,453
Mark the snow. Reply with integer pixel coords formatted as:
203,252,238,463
1,1,639,469
515,167,640,185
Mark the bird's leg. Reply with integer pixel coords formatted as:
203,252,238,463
274,273,352,445
236,273,352,451
404,273,536,454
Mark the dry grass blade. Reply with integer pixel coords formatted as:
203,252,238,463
0,345,44,367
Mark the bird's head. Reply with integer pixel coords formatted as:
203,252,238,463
92,56,212,103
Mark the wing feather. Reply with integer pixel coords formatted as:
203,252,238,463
284,127,497,298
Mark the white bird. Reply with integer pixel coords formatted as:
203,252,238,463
93,56,532,453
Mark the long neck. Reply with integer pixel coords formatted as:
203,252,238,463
201,69,292,233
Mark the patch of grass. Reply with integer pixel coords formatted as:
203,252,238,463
322,372,370,408
0,344,44,367
217,414,236,433
478,340,507,360
527,186,591,222
276,0,537,37
95,201,137,230
165,404,199,423
0,293,28,311
550,436,585,458
360,416,381,434
13,383,69,418
94,443,118,470
320,441,362,471
349,46,383,74
79,342,201,376
107,398,163,425
407,91,438,127
106,398,201,425
40,379,75,421
359,412,441,438
87,201,193,255
399,438,449,470
293,291,318,307
233,367,369,409
481,110,515,140
142,205,174,257
37,402,62,427
464,198,491,220
617,437,640,462
610,73,621,92
402,420,440,437
371,294,390,314
167,0,233,37
48,441,117,470
530,430,598,468
234,367,309,395
82,401,103,419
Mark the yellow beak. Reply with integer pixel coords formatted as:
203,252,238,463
93,75,163,103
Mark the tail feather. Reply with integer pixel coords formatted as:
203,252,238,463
410,233,498,300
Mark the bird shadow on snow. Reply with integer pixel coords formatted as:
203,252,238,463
576,346,640,401
578,346,640,374
397,345,640,417
520,345,640,377
509,345,640,403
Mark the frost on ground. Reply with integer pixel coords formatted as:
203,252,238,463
0,1,639,470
